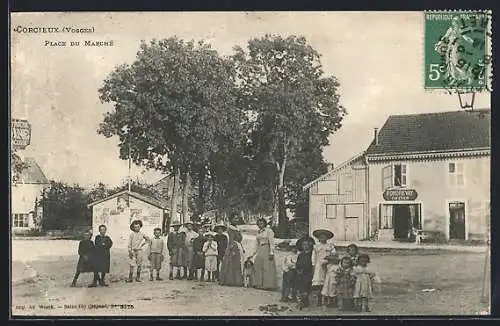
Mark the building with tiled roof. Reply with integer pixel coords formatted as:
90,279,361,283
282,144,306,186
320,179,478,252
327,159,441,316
11,157,50,232
304,109,490,243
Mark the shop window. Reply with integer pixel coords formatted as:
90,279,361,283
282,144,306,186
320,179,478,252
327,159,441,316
13,213,29,228
382,165,392,190
379,205,393,229
448,162,465,187
326,204,344,219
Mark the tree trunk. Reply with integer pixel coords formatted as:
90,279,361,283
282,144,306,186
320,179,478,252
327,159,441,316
198,165,206,215
166,168,179,231
277,140,289,238
181,170,191,224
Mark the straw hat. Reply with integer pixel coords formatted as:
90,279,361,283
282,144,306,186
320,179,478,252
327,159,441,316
130,220,143,230
312,229,334,239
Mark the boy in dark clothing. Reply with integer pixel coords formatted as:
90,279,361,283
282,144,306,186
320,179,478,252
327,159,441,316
71,231,99,287
281,244,298,302
167,223,186,280
295,236,316,309
93,225,113,286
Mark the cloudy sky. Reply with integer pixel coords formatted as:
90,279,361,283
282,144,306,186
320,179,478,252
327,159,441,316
11,12,490,188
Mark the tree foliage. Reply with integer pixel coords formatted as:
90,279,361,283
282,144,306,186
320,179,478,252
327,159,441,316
11,153,28,184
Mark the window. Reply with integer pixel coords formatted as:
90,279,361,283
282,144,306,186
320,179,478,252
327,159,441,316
345,204,363,218
394,164,408,187
318,180,338,195
340,173,353,194
448,162,465,187
326,204,345,219
13,213,29,228
379,205,393,229
382,165,393,190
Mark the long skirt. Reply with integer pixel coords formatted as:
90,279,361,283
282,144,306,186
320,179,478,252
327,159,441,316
192,252,205,270
219,242,244,287
296,271,313,294
252,244,278,290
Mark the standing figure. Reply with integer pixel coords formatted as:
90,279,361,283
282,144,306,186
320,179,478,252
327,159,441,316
214,224,228,281
219,215,244,287
126,220,151,283
183,222,199,280
202,232,218,282
353,253,381,312
295,236,315,309
167,223,187,280
280,243,298,302
93,225,113,287
345,244,359,266
71,230,99,288
321,253,340,307
191,227,206,281
251,218,277,291
148,227,165,281
311,229,336,306
335,256,356,311
243,258,255,288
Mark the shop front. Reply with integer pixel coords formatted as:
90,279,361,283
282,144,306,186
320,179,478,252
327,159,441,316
377,188,421,241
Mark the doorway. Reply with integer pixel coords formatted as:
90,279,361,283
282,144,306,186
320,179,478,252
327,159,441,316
449,202,466,240
393,205,411,239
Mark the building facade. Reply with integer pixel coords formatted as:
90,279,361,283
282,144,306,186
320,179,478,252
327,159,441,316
303,152,369,241
366,110,490,242
304,109,490,243
88,190,169,248
11,157,49,233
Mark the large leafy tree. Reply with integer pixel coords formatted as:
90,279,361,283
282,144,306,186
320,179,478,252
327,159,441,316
233,35,346,237
97,37,243,226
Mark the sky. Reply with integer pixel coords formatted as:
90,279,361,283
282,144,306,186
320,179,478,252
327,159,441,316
11,12,491,188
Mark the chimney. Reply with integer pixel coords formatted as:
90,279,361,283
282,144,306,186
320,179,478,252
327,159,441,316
374,128,379,145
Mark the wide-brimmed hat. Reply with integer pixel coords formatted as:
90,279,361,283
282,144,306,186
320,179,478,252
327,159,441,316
130,220,143,230
324,253,340,262
313,229,334,239
213,224,227,232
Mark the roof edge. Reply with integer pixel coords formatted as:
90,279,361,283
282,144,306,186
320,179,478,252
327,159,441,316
87,190,167,210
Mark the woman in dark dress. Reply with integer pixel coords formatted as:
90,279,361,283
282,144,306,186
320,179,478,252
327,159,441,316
191,230,206,281
71,230,99,287
93,225,113,286
219,216,244,287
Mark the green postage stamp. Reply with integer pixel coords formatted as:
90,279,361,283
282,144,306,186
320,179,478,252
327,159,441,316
424,10,492,91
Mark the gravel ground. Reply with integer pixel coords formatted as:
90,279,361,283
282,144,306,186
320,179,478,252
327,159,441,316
11,239,490,316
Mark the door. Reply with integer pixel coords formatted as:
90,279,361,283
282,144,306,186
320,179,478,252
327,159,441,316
449,202,466,240
393,205,411,240
344,218,359,241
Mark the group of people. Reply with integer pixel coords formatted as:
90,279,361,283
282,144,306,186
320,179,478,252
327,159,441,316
280,229,381,312
70,215,279,292
71,218,380,313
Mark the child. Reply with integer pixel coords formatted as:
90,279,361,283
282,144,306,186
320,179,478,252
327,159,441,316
295,236,315,309
126,220,151,283
346,244,359,266
321,253,340,307
311,229,336,306
167,223,187,280
335,256,356,311
243,257,255,288
71,230,99,287
191,228,206,281
148,227,165,281
281,244,298,302
93,225,113,287
202,232,218,282
353,253,381,312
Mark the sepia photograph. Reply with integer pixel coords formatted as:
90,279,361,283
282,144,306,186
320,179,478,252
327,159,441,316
10,11,491,317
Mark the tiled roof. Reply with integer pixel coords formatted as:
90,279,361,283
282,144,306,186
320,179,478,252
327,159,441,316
19,157,49,184
87,190,168,210
366,109,491,155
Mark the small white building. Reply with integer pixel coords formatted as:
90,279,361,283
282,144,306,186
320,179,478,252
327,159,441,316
88,190,169,248
11,157,49,233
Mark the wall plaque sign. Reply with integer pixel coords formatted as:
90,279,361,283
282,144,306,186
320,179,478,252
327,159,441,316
383,188,418,201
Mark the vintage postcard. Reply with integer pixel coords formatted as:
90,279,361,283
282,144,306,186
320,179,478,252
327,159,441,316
10,11,491,317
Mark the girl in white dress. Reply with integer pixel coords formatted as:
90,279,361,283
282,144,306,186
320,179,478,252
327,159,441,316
321,253,340,308
311,229,336,307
